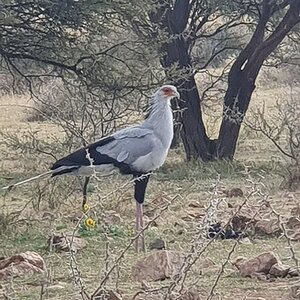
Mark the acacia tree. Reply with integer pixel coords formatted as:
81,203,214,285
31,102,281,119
1,1,300,162
0,0,163,150
151,0,300,160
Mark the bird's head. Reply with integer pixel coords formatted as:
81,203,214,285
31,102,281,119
156,85,180,101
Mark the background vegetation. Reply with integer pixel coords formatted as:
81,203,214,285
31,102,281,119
0,0,300,299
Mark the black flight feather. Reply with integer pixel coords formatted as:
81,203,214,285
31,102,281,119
51,136,140,177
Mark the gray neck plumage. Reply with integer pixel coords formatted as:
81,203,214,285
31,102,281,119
143,96,174,149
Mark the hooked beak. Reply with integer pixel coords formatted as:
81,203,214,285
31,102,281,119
173,90,180,99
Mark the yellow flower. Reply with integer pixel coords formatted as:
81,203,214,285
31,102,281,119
82,203,90,213
85,217,96,229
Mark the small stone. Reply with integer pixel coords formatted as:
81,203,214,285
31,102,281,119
222,188,243,198
239,237,252,244
0,251,46,280
269,263,290,278
287,217,300,230
255,219,281,236
232,256,247,269
289,231,300,241
231,214,257,232
291,205,300,216
187,201,202,208
47,234,87,252
141,280,151,290
234,252,278,277
132,250,185,282
250,272,268,281
288,266,300,277
149,238,166,250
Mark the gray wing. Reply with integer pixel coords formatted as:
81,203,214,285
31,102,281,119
96,126,156,168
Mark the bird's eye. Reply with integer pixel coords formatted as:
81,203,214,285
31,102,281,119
163,88,172,94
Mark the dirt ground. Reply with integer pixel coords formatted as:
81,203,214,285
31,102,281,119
0,81,300,300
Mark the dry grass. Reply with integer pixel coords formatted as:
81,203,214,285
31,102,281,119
0,80,300,300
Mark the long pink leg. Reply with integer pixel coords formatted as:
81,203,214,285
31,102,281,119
135,201,140,252
139,203,145,252
135,202,145,252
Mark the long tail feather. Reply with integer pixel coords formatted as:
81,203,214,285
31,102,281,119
1,170,54,191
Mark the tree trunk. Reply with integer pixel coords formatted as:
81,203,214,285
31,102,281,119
149,0,214,160
170,97,181,148
216,72,256,159
177,76,214,160
151,0,300,161
216,0,300,160
163,38,213,160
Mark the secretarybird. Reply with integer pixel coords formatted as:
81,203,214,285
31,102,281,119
2,85,180,252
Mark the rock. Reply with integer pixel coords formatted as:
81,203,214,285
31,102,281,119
269,263,290,278
0,251,46,280
290,284,300,299
288,266,300,277
255,219,281,236
149,238,166,250
234,252,278,277
239,237,252,244
222,188,243,198
291,205,300,216
141,280,152,290
231,214,257,232
91,289,122,300
232,256,247,269
132,250,185,282
289,231,300,241
286,217,300,230
250,272,268,281
187,201,202,208
47,234,87,252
